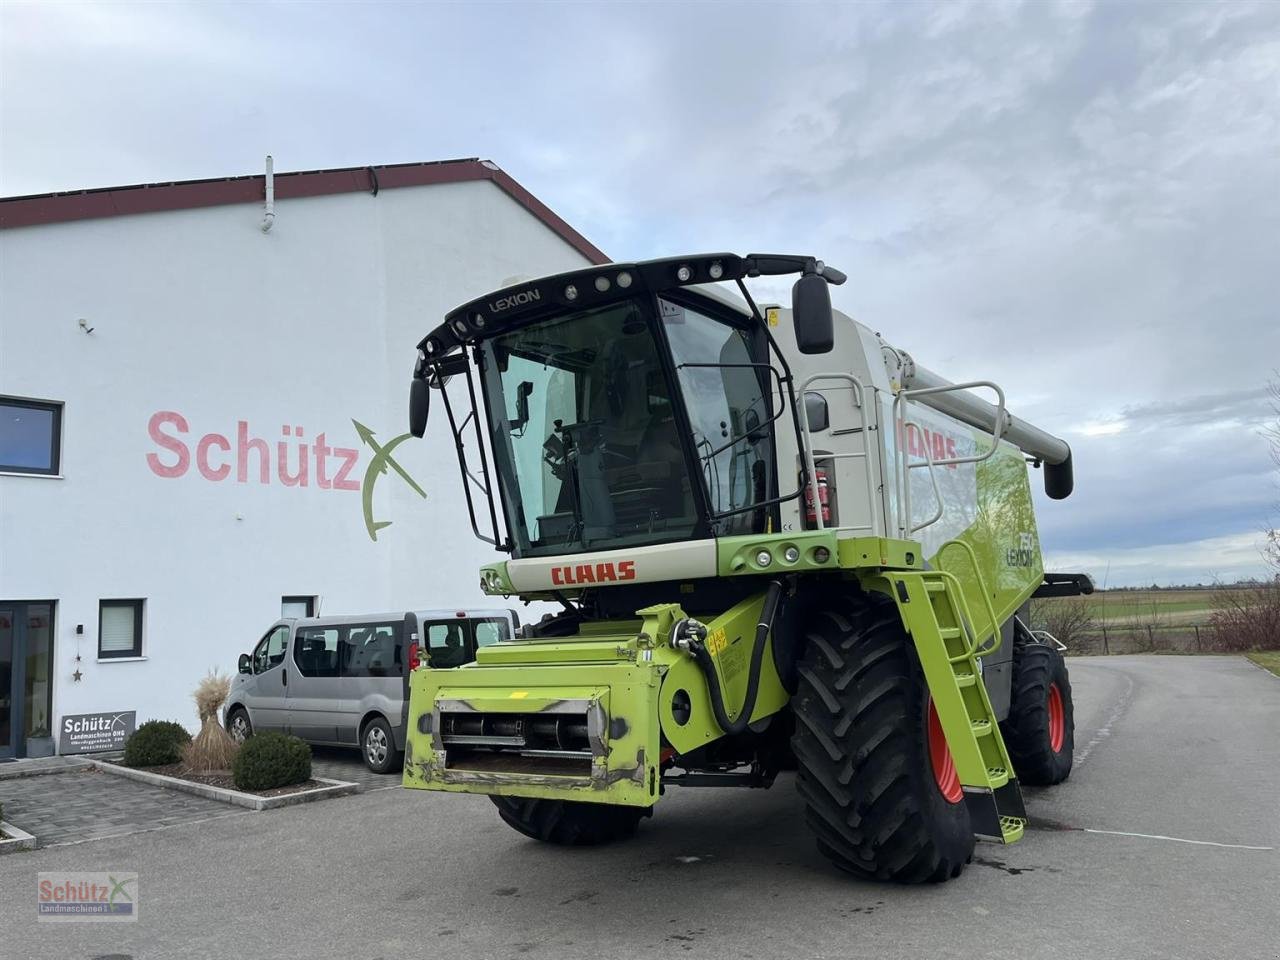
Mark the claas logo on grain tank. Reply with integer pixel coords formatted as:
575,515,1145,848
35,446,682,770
550,560,637,586
897,421,960,470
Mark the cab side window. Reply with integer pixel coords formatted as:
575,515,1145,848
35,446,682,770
426,622,467,668
253,626,290,674
294,627,340,678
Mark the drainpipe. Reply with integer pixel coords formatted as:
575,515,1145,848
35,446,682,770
261,155,275,233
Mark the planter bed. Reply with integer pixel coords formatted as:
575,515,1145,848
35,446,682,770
91,759,360,811
0,821,38,854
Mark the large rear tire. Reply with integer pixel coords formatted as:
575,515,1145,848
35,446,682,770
490,796,650,846
792,595,975,883
1001,640,1074,785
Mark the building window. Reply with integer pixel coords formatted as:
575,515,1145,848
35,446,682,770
282,596,316,618
99,600,144,659
0,397,62,476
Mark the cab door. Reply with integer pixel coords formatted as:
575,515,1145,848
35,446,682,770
243,624,291,733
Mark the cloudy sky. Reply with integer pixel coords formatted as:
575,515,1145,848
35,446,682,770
3,0,1277,586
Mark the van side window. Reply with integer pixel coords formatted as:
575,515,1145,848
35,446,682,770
425,622,467,668
474,619,510,648
294,627,340,678
253,626,289,674
342,622,402,678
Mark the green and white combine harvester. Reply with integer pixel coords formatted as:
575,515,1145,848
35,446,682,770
403,254,1092,882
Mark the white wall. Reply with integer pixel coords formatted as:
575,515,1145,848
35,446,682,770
0,179,593,736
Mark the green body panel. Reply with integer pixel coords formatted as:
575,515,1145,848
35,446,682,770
404,656,660,807
402,590,787,806
923,437,1045,651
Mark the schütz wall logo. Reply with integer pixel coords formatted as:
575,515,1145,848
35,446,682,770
145,411,425,542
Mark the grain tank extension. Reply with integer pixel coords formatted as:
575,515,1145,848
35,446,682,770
402,254,1089,882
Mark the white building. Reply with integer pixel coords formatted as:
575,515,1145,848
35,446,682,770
0,158,604,758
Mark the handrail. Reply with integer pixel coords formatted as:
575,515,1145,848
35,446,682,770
937,539,1002,655
796,373,877,534
892,380,1009,538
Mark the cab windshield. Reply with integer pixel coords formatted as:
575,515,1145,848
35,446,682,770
481,296,773,557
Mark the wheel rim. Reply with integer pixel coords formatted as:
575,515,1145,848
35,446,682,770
1048,683,1065,753
366,727,387,765
231,715,248,743
926,698,963,804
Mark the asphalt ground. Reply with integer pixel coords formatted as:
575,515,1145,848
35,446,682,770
1,655,1276,960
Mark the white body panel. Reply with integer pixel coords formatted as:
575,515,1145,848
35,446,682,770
506,539,717,592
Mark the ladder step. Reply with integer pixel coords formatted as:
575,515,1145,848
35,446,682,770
986,766,1010,789
999,816,1026,844
954,670,977,688
938,627,963,641
971,719,992,736
924,580,947,593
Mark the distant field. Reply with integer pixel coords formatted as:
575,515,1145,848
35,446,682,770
1088,589,1218,625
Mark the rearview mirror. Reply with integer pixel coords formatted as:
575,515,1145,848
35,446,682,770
792,273,834,354
237,653,252,675
409,377,430,438
510,380,534,432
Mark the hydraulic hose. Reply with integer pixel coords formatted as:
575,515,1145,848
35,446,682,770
689,580,784,737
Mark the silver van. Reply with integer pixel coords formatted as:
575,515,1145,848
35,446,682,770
224,608,518,772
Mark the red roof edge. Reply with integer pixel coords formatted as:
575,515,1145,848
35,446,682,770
0,158,609,265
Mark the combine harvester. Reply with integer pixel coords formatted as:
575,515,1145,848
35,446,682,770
403,254,1091,882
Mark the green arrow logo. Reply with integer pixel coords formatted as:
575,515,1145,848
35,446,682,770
353,420,427,541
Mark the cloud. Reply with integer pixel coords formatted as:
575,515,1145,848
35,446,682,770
1045,530,1272,587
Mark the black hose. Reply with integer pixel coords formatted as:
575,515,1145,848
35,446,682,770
690,580,784,737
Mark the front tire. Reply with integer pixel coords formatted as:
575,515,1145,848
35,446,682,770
226,707,252,743
792,595,974,883
1001,640,1074,785
490,796,650,846
361,717,403,774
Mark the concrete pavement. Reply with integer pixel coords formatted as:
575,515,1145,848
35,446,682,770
1,655,1276,960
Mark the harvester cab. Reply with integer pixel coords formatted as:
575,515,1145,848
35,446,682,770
404,253,1083,882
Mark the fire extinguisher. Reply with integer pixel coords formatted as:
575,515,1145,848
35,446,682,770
804,469,831,526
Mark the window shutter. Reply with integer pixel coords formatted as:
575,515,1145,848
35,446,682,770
100,604,137,653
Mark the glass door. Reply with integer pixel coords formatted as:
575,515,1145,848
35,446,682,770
0,606,15,759
0,602,55,760
24,605,54,751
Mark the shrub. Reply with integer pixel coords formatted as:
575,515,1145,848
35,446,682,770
232,732,311,791
1208,578,1280,652
123,720,191,767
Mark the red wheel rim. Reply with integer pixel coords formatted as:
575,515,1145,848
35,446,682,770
927,698,963,804
1048,683,1065,753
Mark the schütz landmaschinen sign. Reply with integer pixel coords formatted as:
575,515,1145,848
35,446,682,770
58,712,136,755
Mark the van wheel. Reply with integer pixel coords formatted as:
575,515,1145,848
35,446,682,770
226,708,252,743
362,717,402,774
